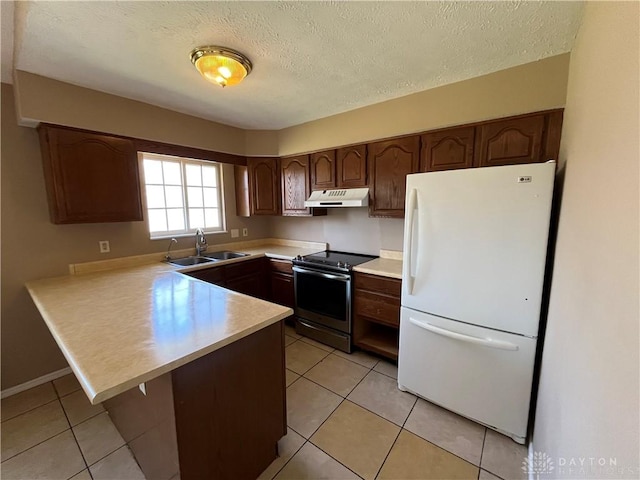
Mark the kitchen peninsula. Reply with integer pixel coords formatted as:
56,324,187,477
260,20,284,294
25,241,323,480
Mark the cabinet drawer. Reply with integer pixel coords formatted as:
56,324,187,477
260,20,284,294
354,273,401,297
225,258,264,280
354,290,400,327
269,259,293,274
270,272,295,308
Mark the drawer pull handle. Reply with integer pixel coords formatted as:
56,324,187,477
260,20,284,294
409,317,519,351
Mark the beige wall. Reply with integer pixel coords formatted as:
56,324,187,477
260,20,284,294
269,209,404,256
277,53,570,155
13,71,248,155
245,129,279,157
0,82,270,389
533,2,639,475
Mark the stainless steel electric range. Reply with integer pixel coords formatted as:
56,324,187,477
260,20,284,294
292,250,378,352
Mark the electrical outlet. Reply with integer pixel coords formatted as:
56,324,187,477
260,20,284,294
99,240,110,253
231,229,239,238
242,228,248,237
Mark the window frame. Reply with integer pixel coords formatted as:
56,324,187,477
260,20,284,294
138,152,226,240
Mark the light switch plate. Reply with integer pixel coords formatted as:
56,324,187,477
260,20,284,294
242,228,248,237
231,229,239,238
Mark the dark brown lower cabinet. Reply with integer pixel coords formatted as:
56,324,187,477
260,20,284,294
185,258,268,299
353,272,401,361
104,321,286,480
269,259,295,308
225,258,268,299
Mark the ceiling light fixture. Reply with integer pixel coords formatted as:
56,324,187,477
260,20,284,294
189,46,252,88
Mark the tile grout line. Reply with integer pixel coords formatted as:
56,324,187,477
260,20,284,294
373,427,403,480
0,427,74,465
371,389,419,480
0,398,71,464
1,394,62,424
285,346,332,377
301,357,380,479
57,390,91,477
305,395,366,480
293,351,407,430
402,405,489,469
309,440,365,480
299,367,362,400
69,412,126,473
478,428,488,480
262,433,307,480
477,427,509,480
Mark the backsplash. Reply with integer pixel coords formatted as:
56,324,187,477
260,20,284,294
268,208,404,255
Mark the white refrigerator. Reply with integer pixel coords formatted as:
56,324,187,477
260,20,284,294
398,161,555,444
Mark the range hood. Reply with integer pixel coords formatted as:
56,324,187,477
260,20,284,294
304,188,369,208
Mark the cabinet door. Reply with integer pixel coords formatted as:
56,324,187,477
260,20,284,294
226,258,267,299
542,110,564,162
281,155,313,216
234,165,251,217
247,157,280,215
38,125,143,224
227,275,266,299
420,127,475,172
185,266,225,286
310,150,336,190
270,272,295,308
336,144,367,188
367,136,420,218
475,115,545,167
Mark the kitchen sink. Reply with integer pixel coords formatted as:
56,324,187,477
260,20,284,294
167,256,216,267
201,250,249,260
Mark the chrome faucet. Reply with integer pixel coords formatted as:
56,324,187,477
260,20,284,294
195,228,208,256
165,238,178,261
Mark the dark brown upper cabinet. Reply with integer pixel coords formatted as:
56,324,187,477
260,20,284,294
475,115,546,167
367,136,420,218
542,110,564,162
420,126,475,172
336,144,368,188
38,125,143,224
280,155,326,217
247,157,280,215
310,150,336,190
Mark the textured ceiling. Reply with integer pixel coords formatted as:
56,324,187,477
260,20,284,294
10,1,583,129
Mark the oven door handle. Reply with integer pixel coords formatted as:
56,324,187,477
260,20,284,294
292,266,351,282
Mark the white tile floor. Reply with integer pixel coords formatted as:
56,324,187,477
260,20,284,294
1,374,144,480
1,327,529,479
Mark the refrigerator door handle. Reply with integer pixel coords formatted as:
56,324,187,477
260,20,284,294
408,317,520,351
405,188,418,295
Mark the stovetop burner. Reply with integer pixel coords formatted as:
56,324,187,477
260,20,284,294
293,250,378,272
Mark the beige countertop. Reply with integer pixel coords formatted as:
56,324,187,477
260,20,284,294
353,250,403,279
27,240,325,405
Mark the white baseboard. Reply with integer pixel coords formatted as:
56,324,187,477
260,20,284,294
1,367,72,399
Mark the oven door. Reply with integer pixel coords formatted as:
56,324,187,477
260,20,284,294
293,266,351,334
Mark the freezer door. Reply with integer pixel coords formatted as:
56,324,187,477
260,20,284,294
398,307,536,440
402,162,555,337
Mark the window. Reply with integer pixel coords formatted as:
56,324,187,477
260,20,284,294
140,153,225,238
